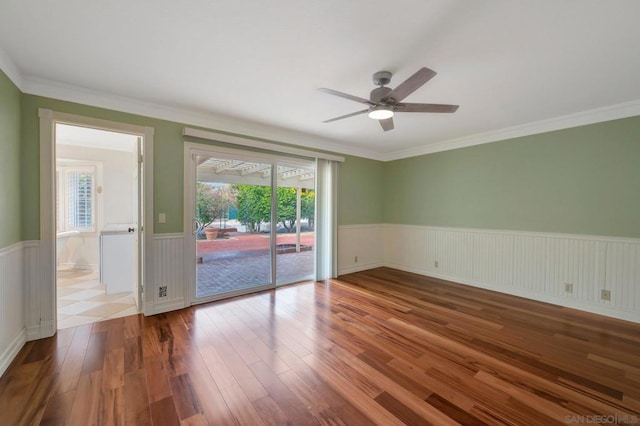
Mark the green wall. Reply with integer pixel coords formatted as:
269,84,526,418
21,95,186,238
383,116,640,238
338,155,384,224
19,94,382,239
0,70,22,248
19,90,638,240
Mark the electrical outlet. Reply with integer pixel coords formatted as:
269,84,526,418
434,261,439,268
354,256,358,263
564,283,573,293
601,289,611,301
159,286,168,298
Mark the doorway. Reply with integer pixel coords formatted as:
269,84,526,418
54,123,142,329
185,147,316,303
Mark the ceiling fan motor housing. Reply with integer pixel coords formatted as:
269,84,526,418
372,71,392,87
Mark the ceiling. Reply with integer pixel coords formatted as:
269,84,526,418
56,124,137,152
2,1,640,161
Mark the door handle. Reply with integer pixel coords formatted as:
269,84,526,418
128,227,134,233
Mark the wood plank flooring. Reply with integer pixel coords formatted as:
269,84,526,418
1,267,639,425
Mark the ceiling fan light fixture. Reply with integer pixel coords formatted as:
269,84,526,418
368,105,394,120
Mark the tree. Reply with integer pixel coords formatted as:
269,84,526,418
234,185,315,233
277,187,297,232
301,189,315,229
196,183,235,231
235,185,271,232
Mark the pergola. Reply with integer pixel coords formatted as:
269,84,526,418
196,156,315,252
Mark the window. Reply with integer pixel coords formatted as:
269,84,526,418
57,165,97,232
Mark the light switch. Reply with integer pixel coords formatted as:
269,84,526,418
158,213,166,223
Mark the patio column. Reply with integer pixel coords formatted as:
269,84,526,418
296,187,301,252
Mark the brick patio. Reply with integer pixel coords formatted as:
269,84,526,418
196,232,315,297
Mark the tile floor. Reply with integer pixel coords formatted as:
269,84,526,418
57,268,138,329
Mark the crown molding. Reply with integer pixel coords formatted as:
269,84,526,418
381,99,640,161
0,48,24,90
2,54,638,163
20,75,385,161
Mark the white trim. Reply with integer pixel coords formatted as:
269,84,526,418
383,99,640,161
152,298,186,315
4,57,639,161
39,109,56,338
38,110,154,334
0,47,23,90
184,146,197,305
337,224,383,230
381,223,640,245
141,126,154,315
154,233,185,240
183,127,345,162
190,284,275,307
26,320,56,341
0,328,26,377
21,240,41,249
0,240,24,256
338,261,384,276
184,142,316,168
21,75,380,160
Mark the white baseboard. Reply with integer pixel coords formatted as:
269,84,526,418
152,298,187,315
26,320,56,341
0,328,26,377
338,261,384,276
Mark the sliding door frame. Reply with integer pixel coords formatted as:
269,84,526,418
183,142,315,305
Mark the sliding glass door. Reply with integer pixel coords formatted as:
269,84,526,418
187,149,316,303
275,164,315,286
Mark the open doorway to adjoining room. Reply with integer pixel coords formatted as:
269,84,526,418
55,123,141,329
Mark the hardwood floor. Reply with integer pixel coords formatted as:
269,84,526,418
1,267,639,425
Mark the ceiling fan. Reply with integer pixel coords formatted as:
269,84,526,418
319,67,458,131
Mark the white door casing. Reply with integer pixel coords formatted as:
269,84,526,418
38,109,154,337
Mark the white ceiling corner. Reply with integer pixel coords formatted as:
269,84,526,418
0,47,23,91
1,1,639,162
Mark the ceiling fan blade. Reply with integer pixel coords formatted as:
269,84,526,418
395,103,459,113
379,117,394,131
318,88,372,104
382,67,437,103
322,109,369,123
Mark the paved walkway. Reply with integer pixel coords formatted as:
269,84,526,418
196,232,315,297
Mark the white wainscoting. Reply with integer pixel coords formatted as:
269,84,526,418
0,242,26,376
384,224,640,323
115,229,640,323
339,224,639,323
150,234,186,314
338,224,385,275
22,241,49,340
